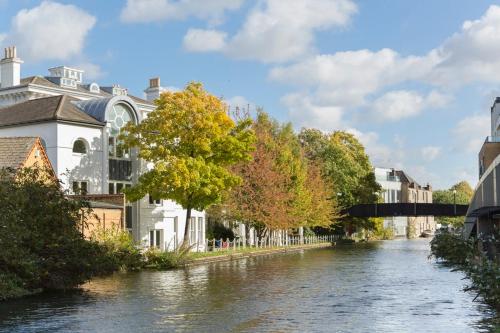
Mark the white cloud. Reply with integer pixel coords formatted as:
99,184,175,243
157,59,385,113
74,62,104,80
121,0,244,24
267,5,500,128
347,129,405,168
371,90,450,122
452,114,490,153
420,146,441,161
183,29,227,52
270,49,429,108
184,0,357,63
282,93,345,131
427,5,500,86
4,1,96,62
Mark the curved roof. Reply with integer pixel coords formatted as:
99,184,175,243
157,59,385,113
74,95,140,123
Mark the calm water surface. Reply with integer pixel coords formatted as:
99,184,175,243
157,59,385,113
0,239,497,332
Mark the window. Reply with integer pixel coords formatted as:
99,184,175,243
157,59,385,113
198,217,203,244
190,217,197,244
125,206,132,229
149,195,161,206
149,230,154,247
72,181,88,195
149,229,163,248
109,182,130,194
72,139,87,154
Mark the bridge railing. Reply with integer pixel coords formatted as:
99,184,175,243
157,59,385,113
347,203,468,218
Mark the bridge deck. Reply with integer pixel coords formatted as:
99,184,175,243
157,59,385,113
346,203,469,218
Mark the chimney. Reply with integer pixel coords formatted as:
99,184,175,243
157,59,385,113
0,46,23,88
144,77,162,102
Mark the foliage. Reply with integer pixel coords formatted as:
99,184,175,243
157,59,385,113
430,229,500,311
299,128,380,233
205,220,235,240
433,181,473,227
216,112,338,239
90,228,144,271
143,247,191,270
0,167,112,300
120,82,255,246
370,217,394,240
430,230,472,266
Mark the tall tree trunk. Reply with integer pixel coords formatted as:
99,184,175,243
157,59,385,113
182,205,192,249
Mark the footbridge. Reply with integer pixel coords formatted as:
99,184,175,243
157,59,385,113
346,203,469,218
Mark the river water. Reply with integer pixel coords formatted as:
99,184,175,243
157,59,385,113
0,239,497,333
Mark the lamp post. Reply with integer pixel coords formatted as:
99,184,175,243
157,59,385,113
453,189,457,215
374,191,379,217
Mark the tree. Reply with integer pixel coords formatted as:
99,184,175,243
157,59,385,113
221,112,294,239
433,181,473,227
0,167,109,300
120,82,255,247
216,112,339,241
299,128,380,234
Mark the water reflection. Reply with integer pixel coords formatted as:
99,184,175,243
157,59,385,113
0,239,497,332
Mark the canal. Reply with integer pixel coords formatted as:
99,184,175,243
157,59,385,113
0,239,497,332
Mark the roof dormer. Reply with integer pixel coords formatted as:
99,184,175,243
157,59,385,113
46,66,84,89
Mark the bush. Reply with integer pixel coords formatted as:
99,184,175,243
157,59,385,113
0,167,125,300
430,229,500,311
144,247,191,270
429,230,472,266
90,228,144,272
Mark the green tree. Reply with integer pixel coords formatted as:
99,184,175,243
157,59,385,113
299,129,381,234
121,82,255,247
0,167,111,300
433,181,473,227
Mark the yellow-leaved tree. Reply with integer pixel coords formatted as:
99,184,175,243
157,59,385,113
120,82,255,248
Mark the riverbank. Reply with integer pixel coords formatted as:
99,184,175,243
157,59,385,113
186,242,333,266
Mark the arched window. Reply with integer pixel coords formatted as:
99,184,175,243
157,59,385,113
72,139,87,154
106,103,135,159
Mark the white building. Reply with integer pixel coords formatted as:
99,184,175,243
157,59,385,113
0,46,205,251
374,167,408,237
375,167,435,237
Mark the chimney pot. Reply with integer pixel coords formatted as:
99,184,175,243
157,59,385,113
150,77,160,88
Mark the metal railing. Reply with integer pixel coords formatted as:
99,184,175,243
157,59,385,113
204,234,340,252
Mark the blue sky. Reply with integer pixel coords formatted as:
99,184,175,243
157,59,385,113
1,0,500,189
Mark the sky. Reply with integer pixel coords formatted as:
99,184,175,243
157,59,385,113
1,0,500,190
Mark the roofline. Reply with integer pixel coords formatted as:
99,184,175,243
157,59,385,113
0,118,105,129
0,77,155,108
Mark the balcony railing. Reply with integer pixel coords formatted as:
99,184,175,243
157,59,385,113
485,136,500,143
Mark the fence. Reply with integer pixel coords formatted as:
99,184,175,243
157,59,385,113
204,234,340,252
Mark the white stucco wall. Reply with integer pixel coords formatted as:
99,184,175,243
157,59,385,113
139,197,206,251
56,123,104,193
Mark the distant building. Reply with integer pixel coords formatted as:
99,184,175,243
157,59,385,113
375,167,436,238
0,46,205,251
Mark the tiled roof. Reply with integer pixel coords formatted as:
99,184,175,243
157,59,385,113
0,137,37,169
0,95,105,127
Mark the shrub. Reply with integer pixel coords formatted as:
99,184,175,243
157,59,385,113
429,230,472,266
90,228,144,272
430,229,500,311
0,167,123,300
144,246,192,270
